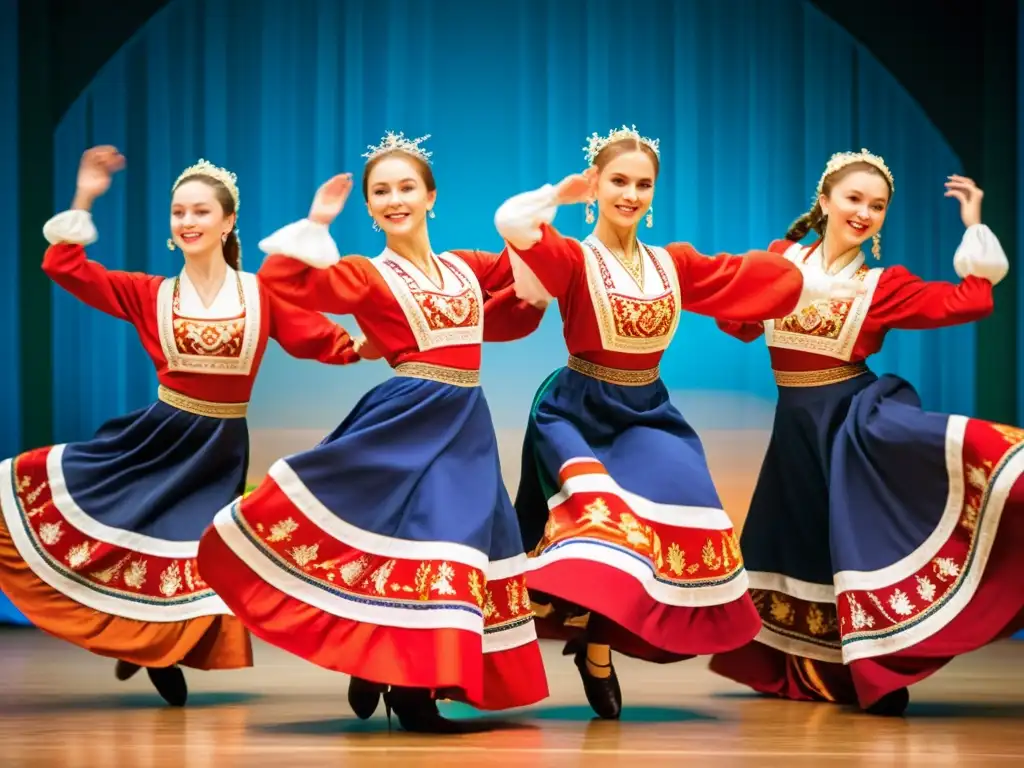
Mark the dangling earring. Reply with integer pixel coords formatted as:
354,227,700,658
167,238,175,251
371,219,380,232
428,209,436,219
585,202,595,225
871,232,882,260
645,206,654,229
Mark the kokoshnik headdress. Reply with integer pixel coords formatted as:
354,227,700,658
815,148,894,261
169,158,243,266
362,131,433,164
581,124,661,227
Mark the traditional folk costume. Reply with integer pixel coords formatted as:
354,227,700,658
197,140,549,731
495,126,855,718
0,161,364,706
708,150,1022,715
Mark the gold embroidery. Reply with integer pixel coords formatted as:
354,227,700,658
267,518,299,543
159,562,183,597
430,562,457,596
992,424,1024,445
89,553,131,584
773,363,869,388
394,362,480,387
38,521,64,546
124,560,148,590
567,355,660,386
701,538,722,570
157,386,248,418
582,238,681,354
667,543,686,575
805,603,835,636
65,542,96,569
769,593,795,626
506,580,521,614
288,544,320,567
468,571,485,608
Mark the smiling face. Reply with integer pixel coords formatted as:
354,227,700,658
819,165,891,252
363,153,437,237
169,179,235,257
592,139,659,230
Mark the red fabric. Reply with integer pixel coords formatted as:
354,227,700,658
198,527,548,710
42,243,361,403
716,238,996,372
510,224,806,371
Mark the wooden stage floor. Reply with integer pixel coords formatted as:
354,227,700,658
1,628,1023,766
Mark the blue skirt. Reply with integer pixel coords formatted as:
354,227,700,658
0,398,251,668
516,365,760,660
711,370,1024,706
201,373,548,711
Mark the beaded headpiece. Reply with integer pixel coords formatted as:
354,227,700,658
361,131,433,165
583,124,660,165
173,158,240,211
817,148,894,195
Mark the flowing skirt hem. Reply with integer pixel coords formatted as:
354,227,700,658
0,514,251,670
199,525,549,711
527,557,761,659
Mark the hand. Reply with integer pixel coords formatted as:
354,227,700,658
554,167,598,206
945,175,983,228
76,145,125,202
354,335,382,360
309,173,353,226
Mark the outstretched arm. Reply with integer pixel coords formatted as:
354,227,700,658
666,243,858,323
263,282,365,365
481,284,548,342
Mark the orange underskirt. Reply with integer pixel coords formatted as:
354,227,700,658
0,516,252,670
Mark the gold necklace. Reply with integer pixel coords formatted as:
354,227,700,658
609,241,645,288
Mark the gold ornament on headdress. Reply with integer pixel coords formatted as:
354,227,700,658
361,131,433,165
173,158,240,211
583,124,661,165
816,148,894,196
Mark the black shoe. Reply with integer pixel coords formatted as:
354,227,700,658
383,686,466,734
864,687,909,717
114,660,141,681
563,638,622,720
348,676,385,720
146,666,188,707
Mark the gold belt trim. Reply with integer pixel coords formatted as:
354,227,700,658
157,385,249,418
773,363,870,388
567,355,660,386
394,362,480,387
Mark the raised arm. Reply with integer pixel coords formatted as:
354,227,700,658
493,175,595,301
870,225,1006,330
666,242,854,323
257,219,372,316
42,146,153,323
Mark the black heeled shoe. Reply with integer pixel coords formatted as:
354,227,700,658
382,686,466,734
348,676,386,720
114,660,141,681
563,638,622,720
146,665,188,707
864,687,909,717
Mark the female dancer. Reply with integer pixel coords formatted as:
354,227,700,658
197,132,549,733
707,149,1020,716
494,125,867,719
0,146,367,707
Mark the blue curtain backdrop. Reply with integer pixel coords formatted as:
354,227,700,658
46,0,976,444
0,0,28,625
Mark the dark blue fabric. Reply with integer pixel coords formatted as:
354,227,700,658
741,371,951,582
61,400,249,542
286,376,523,561
516,366,723,551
